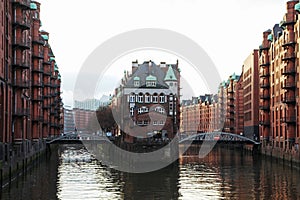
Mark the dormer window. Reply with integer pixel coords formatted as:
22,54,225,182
133,76,140,87
146,81,156,87
146,75,157,87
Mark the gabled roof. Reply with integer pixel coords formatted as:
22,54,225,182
124,61,168,89
164,65,177,81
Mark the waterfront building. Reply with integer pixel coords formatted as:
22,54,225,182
259,0,300,150
243,50,259,139
0,0,63,161
111,60,180,143
224,73,241,134
73,108,94,133
64,106,75,133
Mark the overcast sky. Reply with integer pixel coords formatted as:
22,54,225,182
37,0,290,106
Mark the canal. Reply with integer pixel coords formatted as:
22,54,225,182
1,144,300,200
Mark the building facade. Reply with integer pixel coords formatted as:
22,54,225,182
243,50,259,139
0,1,63,161
64,106,75,133
111,60,180,143
259,0,300,150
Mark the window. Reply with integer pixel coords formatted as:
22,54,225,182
159,95,165,103
138,94,143,103
138,106,148,114
134,81,139,87
153,95,158,103
153,121,158,125
129,94,135,102
155,106,165,114
130,107,134,116
169,102,173,114
159,121,164,125
146,81,156,87
145,94,150,103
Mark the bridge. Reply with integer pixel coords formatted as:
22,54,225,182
46,133,110,144
47,131,260,145
179,132,260,145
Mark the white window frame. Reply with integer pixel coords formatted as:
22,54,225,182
130,95,135,103
134,81,140,87
145,95,150,103
159,95,165,103
138,95,143,103
153,96,158,103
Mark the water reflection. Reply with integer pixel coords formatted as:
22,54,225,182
57,145,124,200
1,145,300,200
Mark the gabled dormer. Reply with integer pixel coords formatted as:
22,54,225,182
133,76,140,87
146,75,157,87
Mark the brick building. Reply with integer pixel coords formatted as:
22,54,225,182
0,1,63,160
243,50,259,139
111,60,180,143
259,0,300,150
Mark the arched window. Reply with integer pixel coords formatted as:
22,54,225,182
159,93,165,103
153,93,158,103
129,93,135,103
138,93,143,103
145,93,150,103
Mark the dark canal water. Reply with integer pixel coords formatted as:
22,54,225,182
1,144,300,200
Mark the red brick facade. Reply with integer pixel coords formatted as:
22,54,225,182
0,1,63,157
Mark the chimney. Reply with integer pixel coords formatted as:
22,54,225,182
132,60,138,74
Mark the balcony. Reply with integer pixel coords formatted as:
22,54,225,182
32,51,44,59
260,94,270,99
43,70,51,76
282,67,296,75
43,60,51,65
259,44,270,51
43,104,51,109
282,40,296,47
13,38,30,50
13,108,30,117
260,62,270,67
32,115,44,122
13,18,30,30
260,82,270,88
280,20,296,27
281,117,296,124
282,53,296,61
11,0,31,8
32,36,44,45
259,120,270,126
43,82,52,87
32,66,44,73
12,59,30,69
13,79,30,88
32,80,43,88
282,96,296,104
32,95,44,101
43,94,52,98
260,71,270,78
282,81,295,89
259,105,270,111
